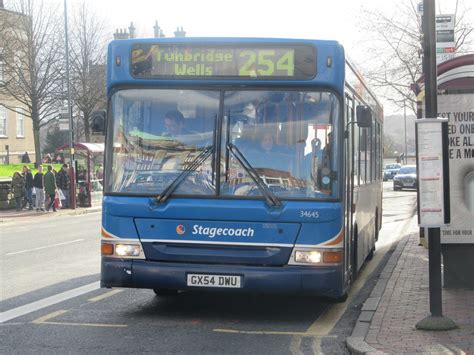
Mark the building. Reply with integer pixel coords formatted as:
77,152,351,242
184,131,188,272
113,22,186,40
0,2,34,164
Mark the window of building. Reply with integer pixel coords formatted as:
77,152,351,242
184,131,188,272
0,107,7,137
17,111,24,137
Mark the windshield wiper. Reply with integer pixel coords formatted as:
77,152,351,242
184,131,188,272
227,143,281,208
156,145,213,204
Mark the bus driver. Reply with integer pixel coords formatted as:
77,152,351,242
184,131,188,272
162,110,190,137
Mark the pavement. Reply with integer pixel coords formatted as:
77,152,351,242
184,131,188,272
0,204,101,222
347,231,474,354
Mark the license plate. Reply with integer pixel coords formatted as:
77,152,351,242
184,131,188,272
403,181,414,187
187,274,241,288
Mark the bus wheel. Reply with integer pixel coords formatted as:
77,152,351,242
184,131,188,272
333,293,348,303
367,246,375,260
375,211,379,242
351,226,358,282
153,289,179,297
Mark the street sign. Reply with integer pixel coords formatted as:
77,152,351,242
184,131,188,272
417,2,423,14
58,119,69,131
436,14,455,64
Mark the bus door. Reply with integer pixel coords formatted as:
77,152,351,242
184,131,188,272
344,96,356,282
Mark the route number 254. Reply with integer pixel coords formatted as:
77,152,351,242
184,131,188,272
239,50,294,76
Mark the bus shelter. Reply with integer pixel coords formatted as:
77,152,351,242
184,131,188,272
56,142,104,208
413,54,474,288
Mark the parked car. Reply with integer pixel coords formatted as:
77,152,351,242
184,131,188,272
393,165,417,190
383,163,402,181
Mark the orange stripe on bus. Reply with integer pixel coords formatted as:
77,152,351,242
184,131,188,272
322,229,344,246
101,228,116,239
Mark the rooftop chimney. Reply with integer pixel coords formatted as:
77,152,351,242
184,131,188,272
174,26,186,38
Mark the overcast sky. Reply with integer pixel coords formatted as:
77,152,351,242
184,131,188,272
75,0,473,114
90,0,372,53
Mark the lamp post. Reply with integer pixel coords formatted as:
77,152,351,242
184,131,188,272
64,0,76,209
404,102,408,164
415,0,456,331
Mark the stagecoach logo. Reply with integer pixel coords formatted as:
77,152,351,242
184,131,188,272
176,224,186,235
192,225,255,239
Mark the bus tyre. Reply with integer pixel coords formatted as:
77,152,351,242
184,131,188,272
153,289,179,297
333,293,348,303
367,246,375,260
351,227,358,282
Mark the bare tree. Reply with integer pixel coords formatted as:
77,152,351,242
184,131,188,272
69,1,107,142
0,0,64,163
357,0,473,115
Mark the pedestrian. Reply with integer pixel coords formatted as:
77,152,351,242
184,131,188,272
22,165,34,210
44,165,57,212
21,151,31,163
96,164,104,180
56,163,70,208
33,165,45,211
11,171,25,211
43,153,52,164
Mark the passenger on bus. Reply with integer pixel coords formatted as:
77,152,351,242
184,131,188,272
321,132,332,169
260,130,275,153
249,129,289,172
317,132,333,191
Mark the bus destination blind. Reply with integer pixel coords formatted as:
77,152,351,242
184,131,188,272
131,44,316,80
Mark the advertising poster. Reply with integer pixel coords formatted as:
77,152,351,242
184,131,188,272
439,94,474,243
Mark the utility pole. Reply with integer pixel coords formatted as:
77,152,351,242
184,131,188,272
415,0,456,331
404,102,408,164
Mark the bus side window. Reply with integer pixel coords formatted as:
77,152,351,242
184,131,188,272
354,124,360,186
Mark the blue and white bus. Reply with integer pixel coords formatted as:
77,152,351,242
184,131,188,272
100,38,383,300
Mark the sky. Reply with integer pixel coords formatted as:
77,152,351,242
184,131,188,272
72,0,473,115
87,0,379,56
86,0,472,51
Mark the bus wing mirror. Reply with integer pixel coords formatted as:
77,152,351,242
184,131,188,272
91,110,106,135
356,105,372,128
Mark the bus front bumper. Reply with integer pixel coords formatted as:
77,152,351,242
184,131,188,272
101,258,346,299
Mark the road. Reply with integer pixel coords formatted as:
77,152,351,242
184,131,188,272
1,212,100,301
0,182,417,354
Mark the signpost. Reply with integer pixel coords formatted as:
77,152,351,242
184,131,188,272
415,0,457,331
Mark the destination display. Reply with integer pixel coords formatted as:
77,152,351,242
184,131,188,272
131,43,316,79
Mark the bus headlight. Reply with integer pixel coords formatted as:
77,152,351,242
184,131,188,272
295,250,322,264
115,244,141,257
289,248,343,265
101,241,145,259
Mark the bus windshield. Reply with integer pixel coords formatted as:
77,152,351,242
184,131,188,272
106,89,340,200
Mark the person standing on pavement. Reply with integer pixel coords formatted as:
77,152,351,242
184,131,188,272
44,165,57,212
33,165,45,211
56,163,70,208
21,151,31,163
22,165,34,210
11,171,25,211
